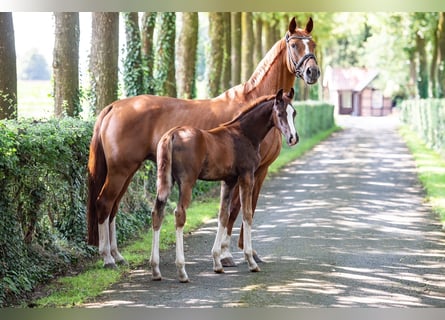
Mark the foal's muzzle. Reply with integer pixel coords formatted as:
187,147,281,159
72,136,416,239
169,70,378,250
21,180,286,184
288,134,299,146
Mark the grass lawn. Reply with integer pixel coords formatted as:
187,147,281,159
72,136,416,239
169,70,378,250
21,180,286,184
32,125,340,307
399,126,445,224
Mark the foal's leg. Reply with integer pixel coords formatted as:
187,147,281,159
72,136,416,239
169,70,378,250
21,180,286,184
220,183,240,267
175,182,194,283
239,174,260,272
211,181,234,273
150,197,167,281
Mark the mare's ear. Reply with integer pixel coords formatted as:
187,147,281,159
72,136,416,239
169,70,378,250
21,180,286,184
305,17,313,34
275,89,284,102
288,17,297,34
287,88,294,100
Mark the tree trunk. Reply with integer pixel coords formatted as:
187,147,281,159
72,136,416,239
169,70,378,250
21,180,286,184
430,18,439,98
254,17,263,67
0,13,17,120
207,12,224,97
231,12,242,87
416,32,429,98
123,12,144,97
141,12,157,94
89,12,119,114
154,12,177,97
220,12,231,92
241,12,254,83
53,12,79,117
438,12,445,98
176,12,198,99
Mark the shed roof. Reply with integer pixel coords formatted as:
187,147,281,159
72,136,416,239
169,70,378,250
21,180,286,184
323,66,379,92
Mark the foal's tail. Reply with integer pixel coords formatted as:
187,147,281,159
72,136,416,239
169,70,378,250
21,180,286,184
156,130,175,202
87,105,113,246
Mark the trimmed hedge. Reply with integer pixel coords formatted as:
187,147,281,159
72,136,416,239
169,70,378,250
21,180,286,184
294,100,335,139
399,99,445,153
0,100,334,306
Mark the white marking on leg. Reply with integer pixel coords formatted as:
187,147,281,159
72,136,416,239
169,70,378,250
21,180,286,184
211,224,227,273
175,227,189,282
150,229,162,280
220,230,233,260
109,218,125,264
98,217,115,267
243,219,259,272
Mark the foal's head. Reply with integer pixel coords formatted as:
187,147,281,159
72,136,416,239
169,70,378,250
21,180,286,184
273,88,298,146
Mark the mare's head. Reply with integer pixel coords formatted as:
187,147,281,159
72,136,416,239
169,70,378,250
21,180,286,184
285,17,320,85
273,88,298,146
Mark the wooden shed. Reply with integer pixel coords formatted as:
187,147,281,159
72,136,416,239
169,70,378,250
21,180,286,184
323,66,392,116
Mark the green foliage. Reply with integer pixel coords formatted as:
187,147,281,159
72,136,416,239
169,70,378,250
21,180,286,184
293,101,335,139
399,99,445,154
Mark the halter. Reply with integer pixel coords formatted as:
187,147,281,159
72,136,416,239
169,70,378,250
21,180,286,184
285,33,317,78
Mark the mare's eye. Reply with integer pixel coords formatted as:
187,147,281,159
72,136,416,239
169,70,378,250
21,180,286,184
291,43,296,49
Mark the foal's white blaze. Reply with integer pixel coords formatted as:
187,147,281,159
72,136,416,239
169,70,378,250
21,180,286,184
286,104,297,143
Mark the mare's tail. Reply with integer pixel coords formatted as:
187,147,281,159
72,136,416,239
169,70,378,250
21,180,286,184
156,131,174,202
87,105,113,246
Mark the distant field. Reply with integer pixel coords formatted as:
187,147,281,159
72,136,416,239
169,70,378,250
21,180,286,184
17,80,53,119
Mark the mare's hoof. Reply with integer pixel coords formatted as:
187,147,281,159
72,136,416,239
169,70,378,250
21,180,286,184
221,257,237,267
116,259,128,266
250,266,261,273
104,262,118,269
213,267,225,274
152,276,162,281
179,278,190,283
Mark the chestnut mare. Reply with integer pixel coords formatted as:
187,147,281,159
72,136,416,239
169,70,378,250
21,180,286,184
87,17,320,268
151,89,297,282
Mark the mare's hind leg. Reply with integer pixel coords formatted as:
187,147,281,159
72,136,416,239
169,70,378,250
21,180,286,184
211,181,235,273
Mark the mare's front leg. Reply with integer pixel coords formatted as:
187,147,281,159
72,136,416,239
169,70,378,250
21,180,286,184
150,197,167,281
239,173,260,272
211,181,235,273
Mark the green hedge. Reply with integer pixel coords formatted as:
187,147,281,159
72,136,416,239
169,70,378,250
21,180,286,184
399,99,445,153
294,101,335,139
0,100,334,306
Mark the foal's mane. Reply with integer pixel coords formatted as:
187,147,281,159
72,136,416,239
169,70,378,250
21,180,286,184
219,94,276,128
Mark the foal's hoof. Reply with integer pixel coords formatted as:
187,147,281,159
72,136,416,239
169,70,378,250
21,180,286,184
152,275,162,281
179,277,190,283
221,257,237,268
250,266,261,273
213,267,225,274
116,259,129,266
104,262,118,269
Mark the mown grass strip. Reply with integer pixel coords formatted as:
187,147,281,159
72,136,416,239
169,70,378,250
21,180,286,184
33,126,339,308
399,126,445,224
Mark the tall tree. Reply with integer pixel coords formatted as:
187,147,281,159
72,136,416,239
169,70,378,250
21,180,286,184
53,12,80,117
241,12,254,83
220,12,231,92
89,12,119,114
154,12,177,97
176,12,199,99
231,12,242,87
253,15,263,67
0,13,17,119
438,12,445,97
207,12,224,97
123,12,144,97
141,12,157,94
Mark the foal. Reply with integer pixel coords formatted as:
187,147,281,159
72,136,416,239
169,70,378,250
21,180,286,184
150,89,297,282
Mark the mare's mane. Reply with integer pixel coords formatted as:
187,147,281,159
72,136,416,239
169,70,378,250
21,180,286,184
219,94,276,128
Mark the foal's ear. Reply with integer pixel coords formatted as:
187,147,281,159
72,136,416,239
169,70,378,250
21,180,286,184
305,17,313,34
275,89,284,102
286,88,295,100
288,17,297,34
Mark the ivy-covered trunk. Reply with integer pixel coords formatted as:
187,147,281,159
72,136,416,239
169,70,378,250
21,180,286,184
241,12,254,83
207,12,224,97
176,12,199,99
123,12,144,97
231,12,242,87
154,12,177,97
438,12,445,98
141,12,157,94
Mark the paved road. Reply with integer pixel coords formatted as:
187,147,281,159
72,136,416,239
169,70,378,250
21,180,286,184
84,115,445,308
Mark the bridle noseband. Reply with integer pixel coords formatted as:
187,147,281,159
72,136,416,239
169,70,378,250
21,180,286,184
285,33,317,78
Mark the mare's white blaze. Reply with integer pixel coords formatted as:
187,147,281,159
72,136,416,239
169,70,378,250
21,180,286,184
98,216,115,266
286,104,297,138
303,39,310,54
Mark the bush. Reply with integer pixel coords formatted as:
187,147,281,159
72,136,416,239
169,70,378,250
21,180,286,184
294,100,335,139
399,99,445,153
